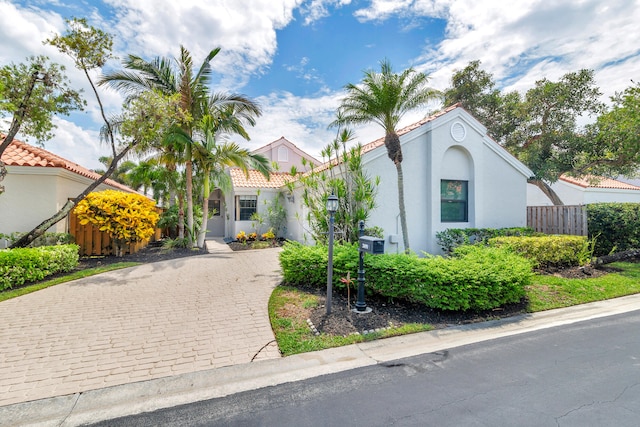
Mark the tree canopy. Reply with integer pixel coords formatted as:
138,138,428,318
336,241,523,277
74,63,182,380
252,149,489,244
444,61,639,204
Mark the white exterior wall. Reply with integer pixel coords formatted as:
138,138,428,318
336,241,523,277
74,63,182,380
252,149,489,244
226,189,284,239
0,166,128,248
527,180,640,206
478,142,529,228
363,109,531,255
281,187,309,243
583,188,640,204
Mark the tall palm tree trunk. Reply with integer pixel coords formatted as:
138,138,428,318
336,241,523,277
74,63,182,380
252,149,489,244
197,172,211,249
396,162,410,252
185,159,195,244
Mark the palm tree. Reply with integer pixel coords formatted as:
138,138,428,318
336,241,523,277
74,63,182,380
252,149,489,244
93,156,136,185
124,158,170,203
191,103,270,248
330,59,441,251
99,46,220,244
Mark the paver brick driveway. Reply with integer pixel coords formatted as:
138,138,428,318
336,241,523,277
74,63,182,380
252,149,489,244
0,243,282,406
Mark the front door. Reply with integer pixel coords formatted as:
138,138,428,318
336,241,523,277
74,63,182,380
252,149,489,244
206,191,225,237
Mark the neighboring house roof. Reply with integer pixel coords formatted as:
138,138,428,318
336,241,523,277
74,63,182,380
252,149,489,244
252,136,320,165
560,174,640,191
1,136,136,193
229,168,298,189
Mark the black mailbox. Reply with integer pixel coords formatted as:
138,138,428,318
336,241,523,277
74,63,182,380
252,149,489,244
359,236,385,254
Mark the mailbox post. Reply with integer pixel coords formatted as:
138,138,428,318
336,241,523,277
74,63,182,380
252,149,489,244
355,221,385,312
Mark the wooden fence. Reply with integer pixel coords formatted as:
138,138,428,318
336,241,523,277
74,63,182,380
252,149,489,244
68,209,162,256
527,205,588,236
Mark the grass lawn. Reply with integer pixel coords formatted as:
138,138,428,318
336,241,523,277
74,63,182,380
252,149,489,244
270,261,640,356
526,262,640,312
0,262,140,303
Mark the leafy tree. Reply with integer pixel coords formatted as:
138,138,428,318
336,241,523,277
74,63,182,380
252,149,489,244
584,82,640,177
331,59,441,251
74,190,159,256
295,128,379,244
444,60,522,143
508,69,605,203
445,62,616,205
100,46,239,245
11,18,183,248
0,55,84,193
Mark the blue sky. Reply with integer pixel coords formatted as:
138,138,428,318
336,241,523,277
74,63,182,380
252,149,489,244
1,0,639,170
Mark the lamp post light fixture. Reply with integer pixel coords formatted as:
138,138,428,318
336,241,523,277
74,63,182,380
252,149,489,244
325,193,339,315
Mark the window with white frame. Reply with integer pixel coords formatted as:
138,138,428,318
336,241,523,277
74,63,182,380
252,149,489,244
236,195,257,220
441,180,468,222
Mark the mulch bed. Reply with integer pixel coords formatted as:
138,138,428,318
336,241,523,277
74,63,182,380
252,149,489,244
304,263,621,337
76,241,208,270
305,286,528,337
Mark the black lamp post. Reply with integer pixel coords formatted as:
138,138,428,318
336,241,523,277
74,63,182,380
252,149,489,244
326,193,339,315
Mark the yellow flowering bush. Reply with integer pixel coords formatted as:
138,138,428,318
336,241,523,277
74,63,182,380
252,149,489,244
261,228,275,240
236,231,247,243
74,190,159,256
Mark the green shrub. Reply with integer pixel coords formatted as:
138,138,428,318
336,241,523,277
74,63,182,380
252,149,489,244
0,244,79,291
489,235,592,268
587,203,640,256
279,242,532,311
436,227,538,254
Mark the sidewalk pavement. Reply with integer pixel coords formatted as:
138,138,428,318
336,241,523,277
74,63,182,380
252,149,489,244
2,246,640,426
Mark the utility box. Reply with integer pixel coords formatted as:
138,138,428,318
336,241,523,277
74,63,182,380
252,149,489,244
359,236,385,254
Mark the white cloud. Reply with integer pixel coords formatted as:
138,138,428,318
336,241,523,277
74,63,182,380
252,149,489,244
354,0,640,106
104,0,304,89
43,117,106,170
300,0,353,25
240,91,340,160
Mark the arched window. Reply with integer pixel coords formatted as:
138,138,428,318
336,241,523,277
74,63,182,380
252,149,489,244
278,146,289,162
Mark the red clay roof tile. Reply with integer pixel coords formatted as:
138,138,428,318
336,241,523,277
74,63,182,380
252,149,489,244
1,135,136,193
560,174,640,191
229,168,298,188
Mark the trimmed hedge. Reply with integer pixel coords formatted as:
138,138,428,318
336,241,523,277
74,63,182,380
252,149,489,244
587,203,640,256
436,227,538,254
0,244,79,291
489,235,592,268
279,242,532,312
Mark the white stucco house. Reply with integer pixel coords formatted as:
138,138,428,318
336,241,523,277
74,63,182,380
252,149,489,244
205,137,318,239
214,105,535,255
348,104,533,254
0,137,137,248
527,175,640,206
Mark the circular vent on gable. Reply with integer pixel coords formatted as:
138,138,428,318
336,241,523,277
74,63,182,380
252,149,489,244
450,121,467,142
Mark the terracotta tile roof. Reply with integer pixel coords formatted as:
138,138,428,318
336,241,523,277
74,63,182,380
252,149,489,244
560,174,640,191
1,136,136,193
229,168,298,189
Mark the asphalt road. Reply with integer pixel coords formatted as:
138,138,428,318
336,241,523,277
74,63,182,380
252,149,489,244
92,310,640,427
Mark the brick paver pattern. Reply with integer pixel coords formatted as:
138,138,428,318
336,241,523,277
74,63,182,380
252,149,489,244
0,244,282,406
